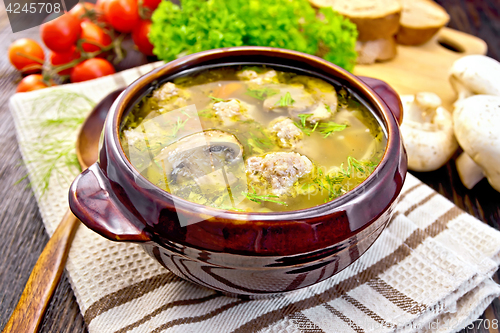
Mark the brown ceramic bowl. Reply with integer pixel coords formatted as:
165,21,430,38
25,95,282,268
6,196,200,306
69,47,407,297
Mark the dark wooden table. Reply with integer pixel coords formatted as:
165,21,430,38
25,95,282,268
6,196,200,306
1,1,499,332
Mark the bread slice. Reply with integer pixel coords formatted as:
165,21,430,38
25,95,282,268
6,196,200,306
396,0,450,45
308,0,402,41
356,37,398,64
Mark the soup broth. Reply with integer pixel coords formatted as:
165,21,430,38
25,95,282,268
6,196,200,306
120,66,387,212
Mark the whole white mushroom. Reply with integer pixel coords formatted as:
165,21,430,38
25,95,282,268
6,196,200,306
400,92,458,172
454,95,500,191
449,55,500,101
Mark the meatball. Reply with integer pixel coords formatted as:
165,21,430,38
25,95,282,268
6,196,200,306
237,69,259,81
268,117,303,148
212,99,248,125
246,152,313,196
153,82,178,100
237,69,279,85
151,82,191,112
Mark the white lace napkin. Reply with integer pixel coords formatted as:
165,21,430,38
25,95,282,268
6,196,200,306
9,63,500,333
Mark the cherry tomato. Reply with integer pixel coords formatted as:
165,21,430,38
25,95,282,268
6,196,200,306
8,39,45,74
141,0,161,12
50,48,81,75
16,74,51,92
80,21,112,53
105,0,140,33
132,20,154,56
40,13,81,53
95,0,110,21
95,0,108,13
70,58,115,82
69,2,95,22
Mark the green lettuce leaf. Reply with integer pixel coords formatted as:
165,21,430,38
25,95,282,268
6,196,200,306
150,0,358,71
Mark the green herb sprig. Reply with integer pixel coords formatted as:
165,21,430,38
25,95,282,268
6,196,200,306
298,113,312,127
245,87,279,100
20,90,96,195
313,173,343,201
293,114,319,136
347,156,377,175
275,92,295,107
236,121,275,154
209,95,226,102
248,132,273,150
243,186,287,206
309,157,378,202
294,114,347,138
169,117,189,138
318,122,347,138
198,108,214,119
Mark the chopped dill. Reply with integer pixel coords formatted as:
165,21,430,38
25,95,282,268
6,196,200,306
325,104,332,113
198,108,214,118
238,122,274,154
20,90,96,195
314,174,343,201
180,109,192,118
243,186,287,206
27,139,81,195
209,95,225,102
168,117,189,138
348,156,377,175
298,114,312,127
245,87,279,100
294,114,318,136
31,90,95,118
275,92,295,107
312,122,319,132
294,114,346,138
311,156,378,202
153,159,164,169
318,122,347,138
249,132,273,149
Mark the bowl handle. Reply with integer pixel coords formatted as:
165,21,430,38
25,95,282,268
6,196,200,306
69,163,151,242
358,76,403,125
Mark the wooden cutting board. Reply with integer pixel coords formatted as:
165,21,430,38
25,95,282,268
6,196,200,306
353,27,488,111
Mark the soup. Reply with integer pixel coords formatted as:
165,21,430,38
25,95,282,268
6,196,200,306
120,66,386,212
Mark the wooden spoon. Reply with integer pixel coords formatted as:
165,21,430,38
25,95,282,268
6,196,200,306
2,89,123,333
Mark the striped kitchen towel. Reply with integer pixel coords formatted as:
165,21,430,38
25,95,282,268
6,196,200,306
9,62,500,333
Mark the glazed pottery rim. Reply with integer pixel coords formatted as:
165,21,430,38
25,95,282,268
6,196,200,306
110,46,402,222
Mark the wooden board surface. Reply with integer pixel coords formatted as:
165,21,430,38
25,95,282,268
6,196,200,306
354,27,488,111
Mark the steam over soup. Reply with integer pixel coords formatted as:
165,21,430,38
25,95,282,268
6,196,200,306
120,66,387,212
